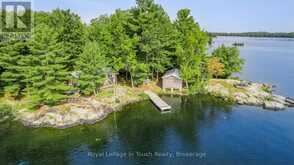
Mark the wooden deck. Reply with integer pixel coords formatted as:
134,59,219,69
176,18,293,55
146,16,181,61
144,91,172,112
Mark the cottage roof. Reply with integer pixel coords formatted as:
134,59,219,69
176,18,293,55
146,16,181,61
162,69,181,80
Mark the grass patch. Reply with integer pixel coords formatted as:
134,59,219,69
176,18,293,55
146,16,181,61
0,96,31,112
0,103,14,117
209,79,247,94
97,88,113,98
264,96,274,102
261,85,272,94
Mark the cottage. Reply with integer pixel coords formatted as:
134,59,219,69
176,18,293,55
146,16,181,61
162,69,183,91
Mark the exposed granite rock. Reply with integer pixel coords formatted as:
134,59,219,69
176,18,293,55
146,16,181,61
286,98,294,106
206,84,230,98
207,79,290,110
234,92,248,104
17,86,145,129
264,101,285,110
16,80,293,129
18,98,114,129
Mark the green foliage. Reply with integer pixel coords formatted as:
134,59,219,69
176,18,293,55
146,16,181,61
130,0,178,77
87,1,178,85
75,42,109,96
0,103,13,117
25,24,71,108
207,57,225,78
0,1,236,108
174,9,209,92
0,9,84,109
49,9,85,70
0,40,29,97
212,45,244,78
261,85,272,94
131,63,149,86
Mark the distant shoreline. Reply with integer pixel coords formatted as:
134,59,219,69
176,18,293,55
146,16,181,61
209,32,294,38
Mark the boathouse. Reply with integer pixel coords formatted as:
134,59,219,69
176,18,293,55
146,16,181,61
162,69,183,91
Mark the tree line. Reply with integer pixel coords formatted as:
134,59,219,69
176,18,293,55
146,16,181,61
210,32,294,38
0,0,244,109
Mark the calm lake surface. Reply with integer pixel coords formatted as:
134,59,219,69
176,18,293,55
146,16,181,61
1,37,294,165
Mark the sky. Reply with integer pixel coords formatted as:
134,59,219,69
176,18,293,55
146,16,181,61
33,0,294,32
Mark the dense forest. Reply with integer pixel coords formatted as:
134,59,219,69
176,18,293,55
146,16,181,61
0,0,244,109
210,32,294,38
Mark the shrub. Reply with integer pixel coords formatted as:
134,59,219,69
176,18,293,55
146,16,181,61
207,57,225,78
212,45,244,78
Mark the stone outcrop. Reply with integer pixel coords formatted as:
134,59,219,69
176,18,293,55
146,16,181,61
16,86,145,129
14,80,293,129
206,79,291,110
18,98,114,129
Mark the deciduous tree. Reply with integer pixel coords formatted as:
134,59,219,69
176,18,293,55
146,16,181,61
212,45,244,78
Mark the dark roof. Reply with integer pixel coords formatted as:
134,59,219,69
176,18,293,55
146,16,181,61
162,69,181,80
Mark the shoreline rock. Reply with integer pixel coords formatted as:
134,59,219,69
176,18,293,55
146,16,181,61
206,79,291,110
17,86,146,129
18,98,114,129
13,80,294,129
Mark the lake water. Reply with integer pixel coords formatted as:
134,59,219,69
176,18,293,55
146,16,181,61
1,37,294,165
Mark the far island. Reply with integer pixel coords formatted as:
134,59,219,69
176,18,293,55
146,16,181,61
209,32,294,38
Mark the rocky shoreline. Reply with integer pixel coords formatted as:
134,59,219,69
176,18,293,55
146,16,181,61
7,80,294,129
16,86,146,129
207,79,294,110
18,98,113,129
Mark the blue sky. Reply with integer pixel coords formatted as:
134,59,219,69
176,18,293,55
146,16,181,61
34,0,294,32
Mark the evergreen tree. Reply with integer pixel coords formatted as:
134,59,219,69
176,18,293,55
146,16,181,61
174,9,209,91
34,11,51,27
0,40,29,97
0,3,230,107
87,15,112,50
75,42,109,96
49,9,85,70
130,0,177,79
132,63,149,86
25,24,71,107
109,10,141,84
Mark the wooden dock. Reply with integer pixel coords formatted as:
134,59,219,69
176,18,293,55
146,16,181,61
144,91,172,112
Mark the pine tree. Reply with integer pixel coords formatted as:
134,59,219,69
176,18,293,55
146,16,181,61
75,42,109,96
25,24,71,107
49,9,85,71
109,10,141,84
0,40,29,97
174,9,209,91
129,0,177,80
87,15,112,51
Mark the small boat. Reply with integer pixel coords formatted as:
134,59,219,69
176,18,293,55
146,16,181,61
232,42,245,47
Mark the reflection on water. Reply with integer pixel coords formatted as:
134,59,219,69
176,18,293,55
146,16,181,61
1,95,294,165
1,37,294,165
0,96,235,165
